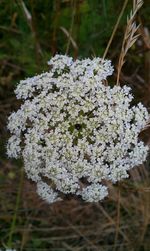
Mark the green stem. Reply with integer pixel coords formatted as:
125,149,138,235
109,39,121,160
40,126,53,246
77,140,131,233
7,167,24,248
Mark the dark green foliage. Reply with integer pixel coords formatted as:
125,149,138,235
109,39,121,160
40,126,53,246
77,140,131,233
0,0,139,79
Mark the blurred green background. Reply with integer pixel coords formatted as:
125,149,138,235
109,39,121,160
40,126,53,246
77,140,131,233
0,0,150,251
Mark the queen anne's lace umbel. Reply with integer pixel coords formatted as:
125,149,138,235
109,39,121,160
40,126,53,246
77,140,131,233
7,55,149,203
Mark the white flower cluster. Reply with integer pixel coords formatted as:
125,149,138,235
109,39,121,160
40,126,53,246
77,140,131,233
7,54,149,203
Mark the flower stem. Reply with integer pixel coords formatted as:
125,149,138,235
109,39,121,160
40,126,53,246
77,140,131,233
7,167,24,248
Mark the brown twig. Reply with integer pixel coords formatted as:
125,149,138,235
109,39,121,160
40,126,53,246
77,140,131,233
18,0,42,67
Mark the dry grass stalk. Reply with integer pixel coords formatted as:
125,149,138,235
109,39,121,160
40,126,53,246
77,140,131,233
116,0,143,85
103,0,129,59
60,26,78,57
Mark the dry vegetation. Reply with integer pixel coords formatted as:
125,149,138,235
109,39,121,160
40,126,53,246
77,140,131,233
0,0,150,250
